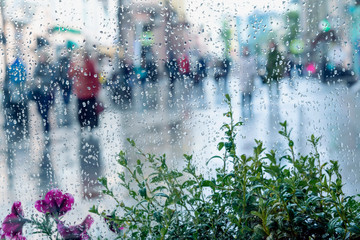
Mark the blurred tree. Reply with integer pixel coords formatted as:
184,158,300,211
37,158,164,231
220,20,232,58
283,11,300,49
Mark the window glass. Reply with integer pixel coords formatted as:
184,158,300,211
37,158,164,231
0,0,359,237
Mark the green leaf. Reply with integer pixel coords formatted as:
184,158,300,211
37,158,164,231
98,177,108,188
201,180,216,190
151,186,168,193
139,187,147,198
189,198,203,204
349,225,360,234
206,155,223,165
127,138,136,147
225,93,231,102
89,205,99,214
251,211,263,220
183,154,193,160
218,142,225,151
153,193,169,199
182,180,197,188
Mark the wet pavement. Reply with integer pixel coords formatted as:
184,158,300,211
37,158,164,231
1,73,360,238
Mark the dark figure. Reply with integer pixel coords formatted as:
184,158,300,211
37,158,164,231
194,56,207,85
32,51,56,135
3,58,29,141
111,60,134,108
238,47,257,119
214,57,231,102
144,58,158,109
146,59,158,83
139,47,158,109
192,56,207,107
266,41,285,98
3,58,29,190
215,58,231,90
311,30,336,82
56,51,72,125
166,57,179,105
79,133,101,199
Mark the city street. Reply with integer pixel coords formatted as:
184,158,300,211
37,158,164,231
0,73,360,238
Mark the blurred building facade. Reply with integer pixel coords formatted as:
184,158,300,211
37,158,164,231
117,0,191,72
300,0,354,71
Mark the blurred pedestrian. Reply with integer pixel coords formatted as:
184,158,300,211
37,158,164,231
178,53,191,77
3,57,29,141
178,53,191,92
238,46,257,118
138,47,158,109
110,59,134,108
3,57,29,190
135,56,147,109
165,54,179,106
214,57,231,102
193,55,207,107
145,51,158,109
194,55,207,85
69,50,101,131
31,44,56,140
55,47,73,126
265,41,285,99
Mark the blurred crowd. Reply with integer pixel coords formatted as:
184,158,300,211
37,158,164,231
4,31,358,141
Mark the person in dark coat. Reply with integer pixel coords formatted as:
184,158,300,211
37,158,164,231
3,58,29,140
166,55,179,105
110,59,134,108
55,48,72,124
32,49,56,135
214,57,231,102
265,41,285,98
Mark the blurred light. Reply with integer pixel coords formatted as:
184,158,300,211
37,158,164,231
319,19,331,32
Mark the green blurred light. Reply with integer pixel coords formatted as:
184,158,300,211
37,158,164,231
319,19,331,32
290,39,304,54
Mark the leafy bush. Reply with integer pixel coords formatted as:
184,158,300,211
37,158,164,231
91,94,360,239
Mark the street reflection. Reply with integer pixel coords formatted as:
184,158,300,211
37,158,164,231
39,141,56,193
79,133,102,199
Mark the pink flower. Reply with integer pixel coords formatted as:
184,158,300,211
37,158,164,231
35,189,74,217
57,215,94,240
1,202,27,239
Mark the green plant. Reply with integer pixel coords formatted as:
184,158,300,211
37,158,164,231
91,94,360,239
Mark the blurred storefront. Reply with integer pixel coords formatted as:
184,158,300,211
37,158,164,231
117,0,191,72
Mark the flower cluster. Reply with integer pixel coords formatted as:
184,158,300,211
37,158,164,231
35,189,74,217
1,202,27,240
0,189,94,240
